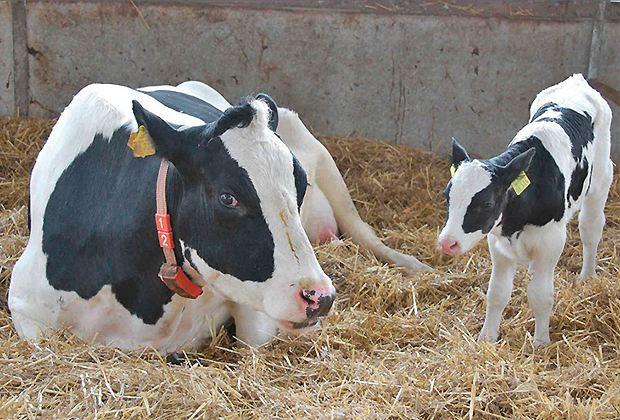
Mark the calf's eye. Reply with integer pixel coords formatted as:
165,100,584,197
219,193,239,208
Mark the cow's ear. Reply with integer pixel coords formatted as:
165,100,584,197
255,93,278,131
132,100,203,165
499,148,536,183
452,137,471,165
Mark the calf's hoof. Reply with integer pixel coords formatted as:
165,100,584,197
477,328,499,344
533,337,551,348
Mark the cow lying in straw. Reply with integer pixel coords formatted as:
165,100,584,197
9,81,427,352
9,84,336,352
438,74,613,346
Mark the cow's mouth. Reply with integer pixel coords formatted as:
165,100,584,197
277,318,319,332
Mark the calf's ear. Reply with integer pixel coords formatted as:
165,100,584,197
452,137,471,165
499,148,536,183
131,100,204,168
255,93,278,131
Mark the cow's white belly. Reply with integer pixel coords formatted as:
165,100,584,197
9,240,231,353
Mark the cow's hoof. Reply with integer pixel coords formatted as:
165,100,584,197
404,262,434,274
392,253,434,274
166,352,185,365
225,319,236,339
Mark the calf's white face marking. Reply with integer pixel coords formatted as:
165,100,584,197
439,160,493,254
438,139,537,256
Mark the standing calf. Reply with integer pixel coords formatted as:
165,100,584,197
438,74,613,346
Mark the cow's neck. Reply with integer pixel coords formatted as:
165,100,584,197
160,162,186,262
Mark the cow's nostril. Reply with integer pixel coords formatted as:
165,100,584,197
450,241,460,251
300,289,316,306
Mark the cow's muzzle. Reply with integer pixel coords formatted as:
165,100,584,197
300,289,335,319
279,286,336,331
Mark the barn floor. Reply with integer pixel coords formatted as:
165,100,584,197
1,117,619,418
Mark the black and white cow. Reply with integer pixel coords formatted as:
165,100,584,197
9,83,337,352
438,74,613,346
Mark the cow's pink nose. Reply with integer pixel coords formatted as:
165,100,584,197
299,287,335,319
438,237,461,255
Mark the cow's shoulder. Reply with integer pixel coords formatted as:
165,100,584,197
38,83,199,325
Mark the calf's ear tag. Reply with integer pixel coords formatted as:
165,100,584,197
128,125,156,158
511,171,531,196
450,165,456,177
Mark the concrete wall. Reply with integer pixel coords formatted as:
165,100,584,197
2,0,620,161
0,1,14,115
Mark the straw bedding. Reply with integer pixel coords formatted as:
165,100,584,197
0,117,619,418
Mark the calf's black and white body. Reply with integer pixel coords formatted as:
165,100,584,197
438,74,613,345
9,83,336,352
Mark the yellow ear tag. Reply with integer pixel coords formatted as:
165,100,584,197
127,125,156,158
511,171,531,196
450,165,456,177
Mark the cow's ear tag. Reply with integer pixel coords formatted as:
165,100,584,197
128,125,156,158
511,171,531,196
450,164,456,177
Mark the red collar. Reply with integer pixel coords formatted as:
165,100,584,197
155,159,203,299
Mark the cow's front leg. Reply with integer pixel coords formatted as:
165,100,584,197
230,303,279,347
478,235,516,343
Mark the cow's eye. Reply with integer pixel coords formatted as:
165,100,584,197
219,193,239,208
482,201,494,209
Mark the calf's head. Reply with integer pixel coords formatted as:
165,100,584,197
438,138,535,255
132,95,335,331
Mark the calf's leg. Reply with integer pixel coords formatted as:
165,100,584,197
528,230,565,346
579,162,612,279
478,235,517,343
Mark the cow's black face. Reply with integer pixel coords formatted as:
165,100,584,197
133,96,333,329
176,137,276,282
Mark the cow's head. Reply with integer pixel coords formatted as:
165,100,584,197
132,95,335,332
438,138,535,255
